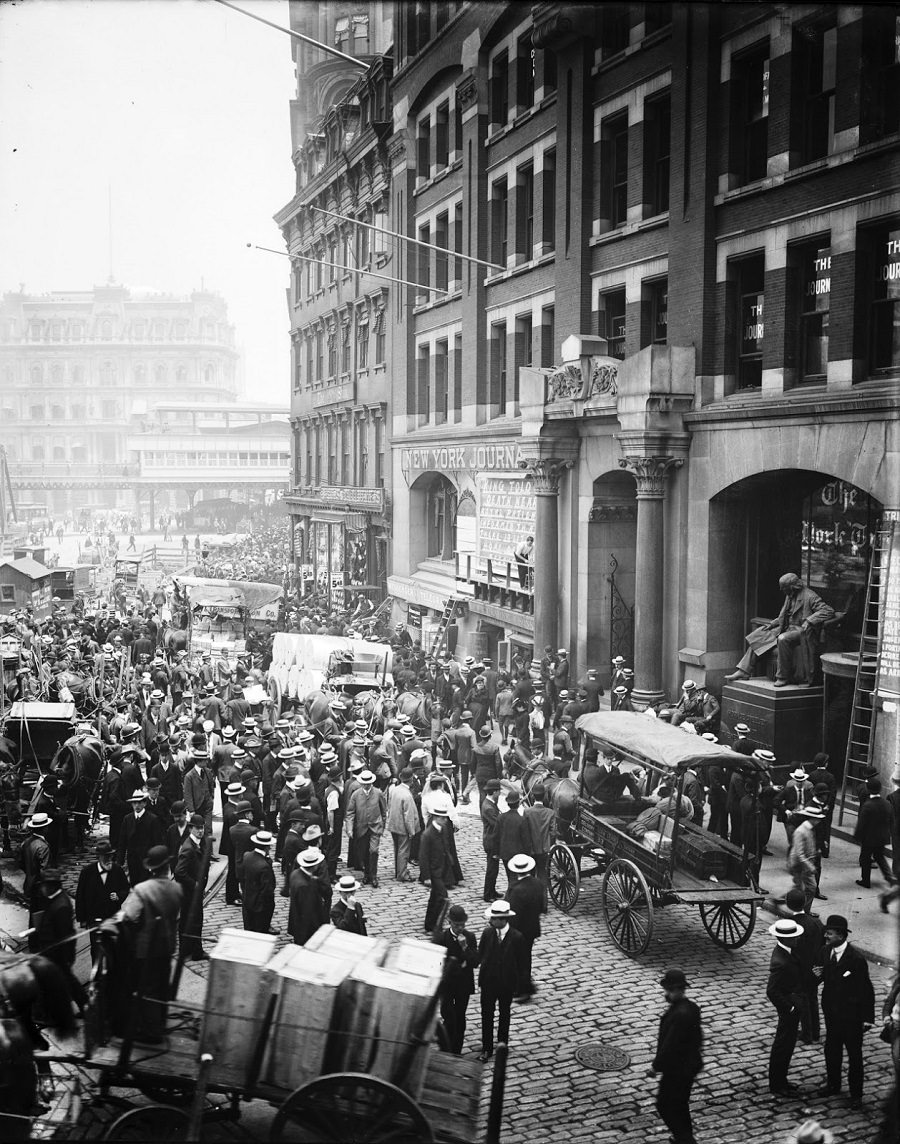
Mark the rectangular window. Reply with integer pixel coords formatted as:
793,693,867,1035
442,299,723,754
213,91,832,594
514,313,532,410
293,263,303,305
490,51,509,127
516,34,535,111
453,100,463,159
307,336,315,384
328,239,336,283
599,289,626,359
490,321,507,414
643,93,670,216
435,102,450,169
453,332,463,420
417,223,431,298
341,321,351,374
1,585,15,603
435,211,449,291
734,255,765,390
374,308,386,364
601,4,630,58
417,346,431,424
375,416,384,488
417,116,431,179
356,216,370,266
352,14,369,54
731,45,769,185
327,328,336,377
540,305,555,368
860,9,900,143
542,150,556,250
641,278,668,347
798,245,830,383
357,312,369,370
795,22,836,164
327,424,337,485
435,339,449,424
316,330,324,380
342,421,351,484
452,202,463,287
516,165,535,261
868,222,900,375
601,112,629,229
491,179,509,267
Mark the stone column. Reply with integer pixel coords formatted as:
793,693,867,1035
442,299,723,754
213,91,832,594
618,455,683,706
521,458,573,669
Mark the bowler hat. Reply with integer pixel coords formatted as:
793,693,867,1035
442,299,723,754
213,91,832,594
505,789,520,805
823,914,850,935
485,779,501,792
478,726,492,739
144,845,170,872
95,839,114,857
447,905,468,923
659,968,689,990
235,800,252,814
189,813,204,829
461,710,473,720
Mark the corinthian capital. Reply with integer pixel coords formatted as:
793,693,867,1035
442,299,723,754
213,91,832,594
518,457,573,494
618,455,683,499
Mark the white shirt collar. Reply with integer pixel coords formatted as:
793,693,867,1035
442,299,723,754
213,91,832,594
495,923,509,939
832,940,848,961
776,940,793,954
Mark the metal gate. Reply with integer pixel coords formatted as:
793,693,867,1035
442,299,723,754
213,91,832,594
607,554,634,666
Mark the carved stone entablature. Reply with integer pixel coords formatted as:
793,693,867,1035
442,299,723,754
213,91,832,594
547,357,619,403
388,134,409,166
588,501,638,523
618,455,683,499
517,457,574,494
531,2,594,49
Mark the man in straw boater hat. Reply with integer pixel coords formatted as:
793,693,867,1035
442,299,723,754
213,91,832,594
417,804,458,934
787,804,826,912
241,829,277,935
477,899,527,1062
814,914,875,1110
330,874,367,935
111,843,183,1043
288,847,330,946
766,916,806,1096
648,968,703,1144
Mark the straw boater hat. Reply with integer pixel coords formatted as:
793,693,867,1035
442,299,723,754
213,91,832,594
734,722,750,736
682,680,696,691
753,750,777,765
508,854,536,875
297,848,323,869
484,900,515,920
250,830,274,848
26,812,52,830
337,875,360,894
222,726,236,740
789,766,808,780
225,782,245,799
357,770,376,786
768,918,804,940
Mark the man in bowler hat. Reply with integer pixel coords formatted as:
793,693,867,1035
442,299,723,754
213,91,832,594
815,914,875,1109
649,968,703,1144
433,904,478,1054
74,839,130,964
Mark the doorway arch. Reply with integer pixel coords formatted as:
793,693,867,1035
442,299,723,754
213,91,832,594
409,472,457,566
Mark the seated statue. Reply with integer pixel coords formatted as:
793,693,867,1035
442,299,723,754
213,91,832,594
725,572,834,688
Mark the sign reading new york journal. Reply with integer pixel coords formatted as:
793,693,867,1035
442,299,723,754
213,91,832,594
478,476,536,568
401,442,527,474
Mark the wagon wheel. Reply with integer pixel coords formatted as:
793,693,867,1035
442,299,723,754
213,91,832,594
268,674,283,715
270,1073,435,1144
102,1104,189,1142
601,858,654,957
699,900,757,949
547,842,580,913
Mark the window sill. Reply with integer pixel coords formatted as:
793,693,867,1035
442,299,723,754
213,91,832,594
589,214,668,247
413,158,463,197
483,251,555,288
485,94,558,147
413,288,462,315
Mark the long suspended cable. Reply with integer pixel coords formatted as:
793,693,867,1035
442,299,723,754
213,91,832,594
247,244,448,294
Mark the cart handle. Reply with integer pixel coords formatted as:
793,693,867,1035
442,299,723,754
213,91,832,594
187,1053,213,1142
485,1042,508,1144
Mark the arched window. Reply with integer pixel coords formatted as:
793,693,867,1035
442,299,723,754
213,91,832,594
425,475,457,560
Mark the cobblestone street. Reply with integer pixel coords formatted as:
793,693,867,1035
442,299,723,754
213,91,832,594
190,806,895,1144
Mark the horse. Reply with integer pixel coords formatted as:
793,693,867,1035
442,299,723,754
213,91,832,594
50,733,105,850
506,740,580,839
395,688,431,734
163,626,188,661
0,953,78,1141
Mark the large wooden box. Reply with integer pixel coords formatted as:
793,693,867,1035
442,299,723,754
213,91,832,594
261,946,349,1092
304,924,387,965
200,927,278,1088
337,962,441,1099
383,938,445,981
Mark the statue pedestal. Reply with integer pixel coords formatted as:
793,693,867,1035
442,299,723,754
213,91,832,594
721,679,824,764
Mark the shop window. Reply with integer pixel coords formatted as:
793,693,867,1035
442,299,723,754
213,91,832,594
490,51,509,128
516,33,535,111
733,254,765,390
730,44,769,186
860,8,900,144
598,289,626,360
491,179,509,267
796,244,830,383
643,93,670,216
600,112,629,229
515,164,535,261
641,279,668,348
793,21,836,164
866,222,900,375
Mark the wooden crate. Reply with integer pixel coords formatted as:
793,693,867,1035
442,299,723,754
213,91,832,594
261,947,350,1093
382,938,445,980
304,924,387,965
336,962,439,1100
200,927,278,1088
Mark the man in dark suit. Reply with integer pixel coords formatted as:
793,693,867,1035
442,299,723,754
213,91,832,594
477,899,527,1061
74,839,130,963
150,738,183,805
481,780,501,902
766,917,805,1096
782,888,825,1044
417,806,457,933
220,782,246,906
505,853,545,999
166,801,191,872
287,848,330,945
31,866,86,1013
117,790,166,885
173,814,209,960
816,914,875,1109
229,800,256,893
433,904,479,1054
649,968,703,1144
495,791,533,885
242,829,276,933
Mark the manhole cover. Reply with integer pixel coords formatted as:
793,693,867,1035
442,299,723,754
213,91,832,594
574,1044,631,1071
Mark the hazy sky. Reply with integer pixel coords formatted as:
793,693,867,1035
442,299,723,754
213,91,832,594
0,0,297,402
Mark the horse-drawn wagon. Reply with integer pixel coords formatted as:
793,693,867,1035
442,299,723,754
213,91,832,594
30,924,506,1144
536,713,766,958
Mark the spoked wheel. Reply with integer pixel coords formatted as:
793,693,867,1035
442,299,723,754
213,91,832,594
270,1074,435,1144
601,858,654,957
699,900,757,948
268,674,283,715
547,842,580,913
102,1105,189,1142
